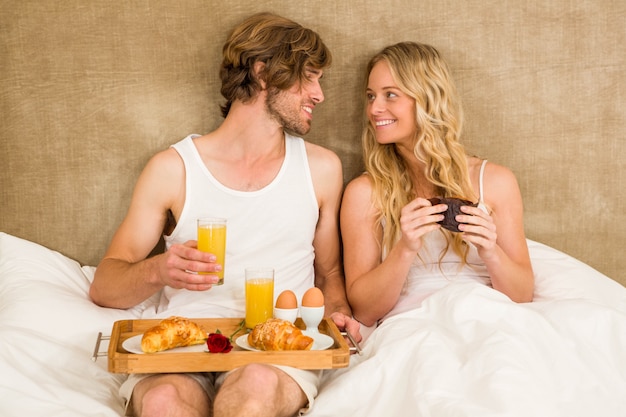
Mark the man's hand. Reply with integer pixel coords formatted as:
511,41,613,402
157,240,222,290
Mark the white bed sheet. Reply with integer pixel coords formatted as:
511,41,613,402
309,240,626,416
0,232,624,416
311,282,626,416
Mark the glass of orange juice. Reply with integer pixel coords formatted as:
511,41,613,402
245,267,274,329
197,217,227,285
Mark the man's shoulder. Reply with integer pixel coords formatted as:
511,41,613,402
303,140,342,173
295,136,340,161
148,134,201,165
142,144,186,182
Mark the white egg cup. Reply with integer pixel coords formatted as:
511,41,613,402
299,306,324,333
273,307,298,324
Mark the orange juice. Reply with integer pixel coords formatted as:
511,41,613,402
197,219,227,285
245,277,274,329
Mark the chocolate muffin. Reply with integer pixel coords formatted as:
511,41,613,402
428,197,478,233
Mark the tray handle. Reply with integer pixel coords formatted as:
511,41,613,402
341,331,362,355
92,332,111,362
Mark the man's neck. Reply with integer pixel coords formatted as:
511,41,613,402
195,97,287,191
217,97,285,154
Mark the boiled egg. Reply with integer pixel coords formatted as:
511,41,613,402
275,290,298,309
301,287,324,307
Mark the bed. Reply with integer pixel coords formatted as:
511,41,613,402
2,1,625,416
1,232,624,416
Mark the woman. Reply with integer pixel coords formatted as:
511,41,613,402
340,42,534,327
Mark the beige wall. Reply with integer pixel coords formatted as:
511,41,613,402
1,1,624,285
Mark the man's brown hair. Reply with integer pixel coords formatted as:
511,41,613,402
219,12,332,117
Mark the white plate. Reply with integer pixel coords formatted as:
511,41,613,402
235,331,334,351
122,334,208,354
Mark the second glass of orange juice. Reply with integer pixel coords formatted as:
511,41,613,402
245,267,274,329
197,217,227,285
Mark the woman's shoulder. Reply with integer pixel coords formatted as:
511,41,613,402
342,173,378,213
469,157,522,212
468,157,519,188
341,173,379,221
345,172,373,193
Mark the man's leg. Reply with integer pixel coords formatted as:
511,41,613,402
214,364,310,417
129,373,214,417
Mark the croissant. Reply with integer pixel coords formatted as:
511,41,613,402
247,318,314,351
140,316,207,353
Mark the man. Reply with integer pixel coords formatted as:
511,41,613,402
90,12,360,417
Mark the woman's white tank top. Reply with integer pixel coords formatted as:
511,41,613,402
157,134,319,317
381,160,492,321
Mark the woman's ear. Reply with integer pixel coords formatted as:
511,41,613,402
253,61,267,89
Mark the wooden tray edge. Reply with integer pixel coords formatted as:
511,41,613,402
108,317,350,373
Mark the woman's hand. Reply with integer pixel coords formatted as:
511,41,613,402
457,205,498,259
398,197,446,252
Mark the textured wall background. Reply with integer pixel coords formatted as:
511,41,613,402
1,0,624,285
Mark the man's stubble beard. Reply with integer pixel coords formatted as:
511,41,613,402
265,87,311,136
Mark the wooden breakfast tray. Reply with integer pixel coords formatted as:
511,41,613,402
108,317,350,373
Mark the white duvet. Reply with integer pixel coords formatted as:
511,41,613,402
311,283,626,416
0,232,625,417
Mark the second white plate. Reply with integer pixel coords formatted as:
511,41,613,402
235,331,334,351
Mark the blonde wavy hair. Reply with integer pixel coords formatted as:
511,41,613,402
362,42,477,263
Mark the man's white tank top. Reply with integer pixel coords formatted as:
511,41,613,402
157,133,319,317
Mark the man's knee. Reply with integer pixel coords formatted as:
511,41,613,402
132,374,211,417
138,383,180,416
226,363,282,393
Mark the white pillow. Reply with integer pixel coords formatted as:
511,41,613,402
0,232,149,355
0,232,154,416
528,239,626,312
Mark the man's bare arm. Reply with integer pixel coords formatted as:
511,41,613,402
89,149,220,309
